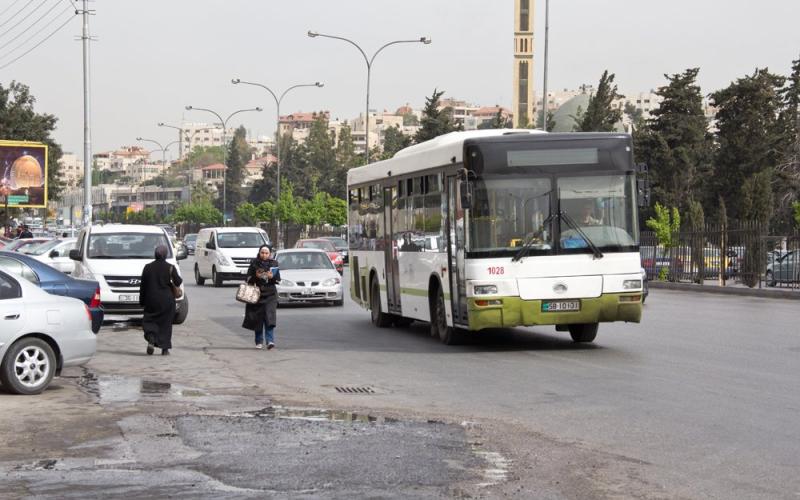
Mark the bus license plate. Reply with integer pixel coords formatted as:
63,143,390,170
542,300,580,312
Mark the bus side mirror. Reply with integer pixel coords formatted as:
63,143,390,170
460,182,473,210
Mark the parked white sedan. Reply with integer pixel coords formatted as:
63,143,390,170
0,269,96,395
26,238,78,274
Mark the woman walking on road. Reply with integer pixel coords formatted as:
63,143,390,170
139,245,182,356
242,245,281,350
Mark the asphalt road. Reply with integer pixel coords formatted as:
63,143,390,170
2,257,798,499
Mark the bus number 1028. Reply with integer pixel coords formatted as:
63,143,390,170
488,266,505,275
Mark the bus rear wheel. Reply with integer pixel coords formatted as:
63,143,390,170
568,323,598,343
370,278,391,328
431,288,462,345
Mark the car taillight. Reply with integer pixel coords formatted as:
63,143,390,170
89,287,101,308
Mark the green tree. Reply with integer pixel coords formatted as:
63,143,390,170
336,124,360,169
478,109,513,130
170,201,222,225
381,125,412,160
0,81,64,200
304,114,344,199
687,199,706,283
634,68,713,213
248,159,276,204
535,109,556,131
793,201,800,226
645,203,680,280
179,145,225,169
711,68,785,223
324,195,347,226
402,111,419,126
276,181,299,224
774,55,800,231
221,126,250,215
414,89,457,143
235,202,259,225
575,70,624,132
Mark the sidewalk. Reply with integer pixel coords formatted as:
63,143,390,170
649,280,800,300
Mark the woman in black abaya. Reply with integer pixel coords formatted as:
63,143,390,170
139,245,182,355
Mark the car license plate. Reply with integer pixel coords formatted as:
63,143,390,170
542,300,580,312
240,269,248,275
302,288,313,296
119,294,139,303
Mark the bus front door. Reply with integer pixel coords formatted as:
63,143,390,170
384,186,401,314
447,176,468,325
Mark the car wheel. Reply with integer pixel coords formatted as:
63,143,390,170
0,338,56,395
370,278,391,327
765,270,776,287
568,323,599,343
173,295,189,325
212,267,222,288
430,287,462,345
194,264,206,286
334,298,344,306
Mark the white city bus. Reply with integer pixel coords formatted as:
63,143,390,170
347,130,643,344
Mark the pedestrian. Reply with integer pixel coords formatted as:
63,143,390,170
139,245,182,356
242,245,281,350
18,224,33,239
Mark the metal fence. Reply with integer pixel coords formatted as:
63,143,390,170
641,223,800,290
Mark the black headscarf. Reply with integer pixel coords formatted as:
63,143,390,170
154,245,169,260
253,244,272,269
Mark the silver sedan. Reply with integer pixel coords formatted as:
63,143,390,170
274,249,344,306
0,269,96,395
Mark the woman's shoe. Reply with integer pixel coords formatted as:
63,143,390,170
267,343,275,350
146,345,154,355
255,344,264,349
161,349,170,356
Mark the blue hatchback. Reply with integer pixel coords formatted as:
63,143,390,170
0,251,104,333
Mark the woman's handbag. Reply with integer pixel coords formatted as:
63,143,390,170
170,265,183,299
236,283,261,304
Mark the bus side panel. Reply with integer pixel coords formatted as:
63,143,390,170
396,251,449,323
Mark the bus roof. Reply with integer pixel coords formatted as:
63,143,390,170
347,129,546,187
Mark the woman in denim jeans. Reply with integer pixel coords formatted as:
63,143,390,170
242,245,280,349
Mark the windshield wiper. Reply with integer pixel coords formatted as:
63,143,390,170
560,212,604,259
512,213,556,262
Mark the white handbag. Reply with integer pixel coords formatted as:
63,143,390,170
235,283,261,304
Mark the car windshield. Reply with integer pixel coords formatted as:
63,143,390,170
217,232,266,248
88,233,171,259
184,234,197,243
277,252,334,270
299,240,335,251
325,238,347,249
26,239,62,256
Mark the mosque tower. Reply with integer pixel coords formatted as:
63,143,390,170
513,0,535,127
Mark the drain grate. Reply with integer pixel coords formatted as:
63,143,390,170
335,386,375,394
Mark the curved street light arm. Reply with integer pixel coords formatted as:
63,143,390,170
279,82,323,104
369,38,430,67
233,79,280,107
136,137,165,151
308,31,369,68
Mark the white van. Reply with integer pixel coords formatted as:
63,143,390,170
194,227,270,287
70,224,189,323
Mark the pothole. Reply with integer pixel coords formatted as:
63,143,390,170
77,370,206,404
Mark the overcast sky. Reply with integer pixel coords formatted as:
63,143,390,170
2,0,799,159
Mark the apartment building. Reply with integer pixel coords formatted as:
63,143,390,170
57,153,84,188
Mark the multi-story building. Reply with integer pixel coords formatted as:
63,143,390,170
438,98,481,128
57,153,84,188
93,146,150,174
178,123,225,158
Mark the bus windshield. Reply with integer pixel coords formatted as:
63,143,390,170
468,173,638,256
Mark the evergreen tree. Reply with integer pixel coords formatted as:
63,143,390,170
248,158,276,204
0,81,64,200
634,68,713,213
414,89,457,143
774,55,800,230
711,68,785,223
479,109,513,130
535,109,556,131
219,126,250,215
304,114,344,198
382,125,412,160
575,70,624,132
336,124,360,169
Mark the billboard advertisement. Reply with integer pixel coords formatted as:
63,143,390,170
0,140,49,209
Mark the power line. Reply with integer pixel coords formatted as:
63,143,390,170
0,0,24,19
0,3,72,60
0,11,75,70
0,0,62,47
0,0,50,41
0,0,35,29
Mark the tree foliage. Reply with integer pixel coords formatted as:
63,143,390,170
220,126,250,214
414,89,458,143
0,81,64,200
170,201,222,225
382,125,412,160
575,70,624,132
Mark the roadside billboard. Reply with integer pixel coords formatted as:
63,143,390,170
0,140,49,209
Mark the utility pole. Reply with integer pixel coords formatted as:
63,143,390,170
80,0,94,227
541,0,550,131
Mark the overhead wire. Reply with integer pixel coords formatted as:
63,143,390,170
0,2,72,60
0,0,25,19
0,0,50,41
0,0,63,47
0,10,75,70
0,0,35,29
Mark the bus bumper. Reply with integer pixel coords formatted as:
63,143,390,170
467,293,643,331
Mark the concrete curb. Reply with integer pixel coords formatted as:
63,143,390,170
649,281,800,300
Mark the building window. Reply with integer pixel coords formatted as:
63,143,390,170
520,0,530,31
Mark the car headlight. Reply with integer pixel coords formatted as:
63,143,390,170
217,254,232,266
474,285,498,295
322,277,341,287
623,279,642,290
281,279,296,287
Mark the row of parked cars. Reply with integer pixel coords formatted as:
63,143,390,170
1,224,189,395
187,227,348,306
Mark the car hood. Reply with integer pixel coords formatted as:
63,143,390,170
279,268,340,282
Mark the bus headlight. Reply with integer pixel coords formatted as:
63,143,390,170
474,285,498,295
623,279,642,290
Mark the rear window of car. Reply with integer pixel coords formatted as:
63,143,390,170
299,240,335,251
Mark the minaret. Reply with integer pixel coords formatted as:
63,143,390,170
513,0,535,128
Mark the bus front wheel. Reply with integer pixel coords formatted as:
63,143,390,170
568,323,598,343
431,288,462,345
370,279,391,328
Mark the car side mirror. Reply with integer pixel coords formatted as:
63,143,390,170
69,249,81,261
49,249,59,258
205,241,215,250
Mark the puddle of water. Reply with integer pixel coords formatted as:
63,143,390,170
238,406,402,424
78,371,205,404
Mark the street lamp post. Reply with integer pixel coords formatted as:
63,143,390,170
136,137,180,217
184,106,262,226
231,78,323,248
158,122,214,203
307,31,431,164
